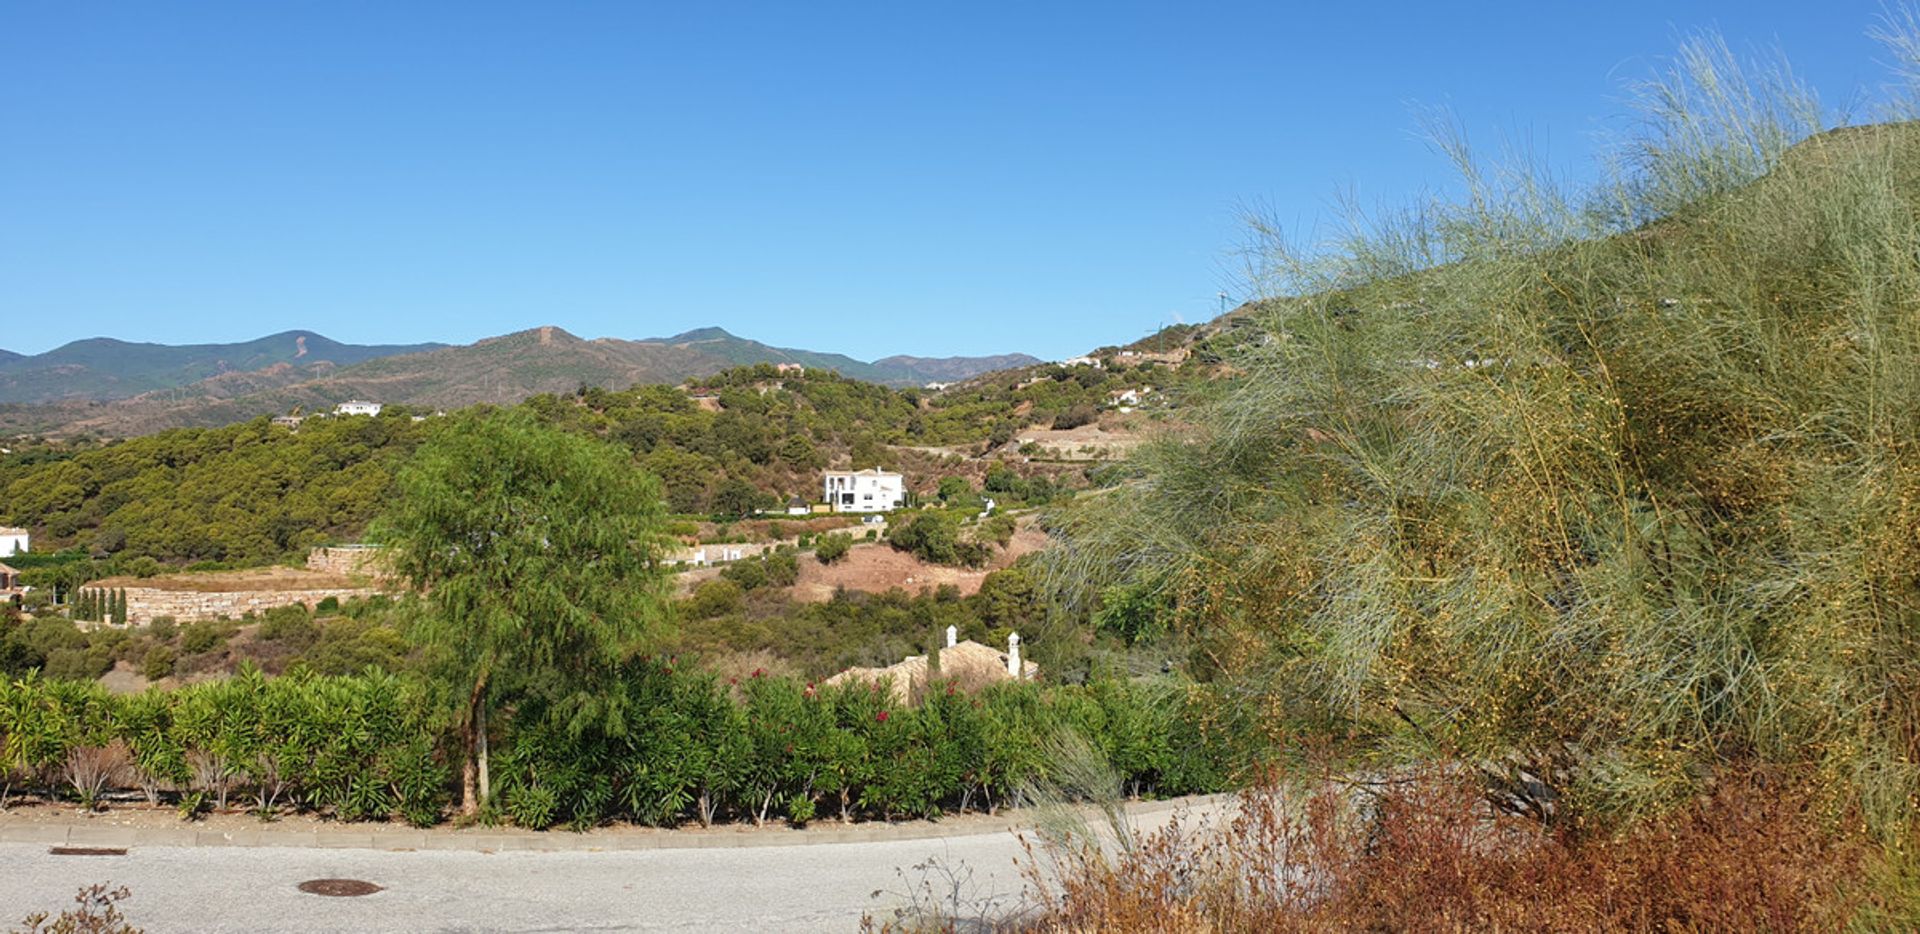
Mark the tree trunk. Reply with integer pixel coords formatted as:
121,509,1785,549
476,694,491,810
461,747,478,816
460,674,491,816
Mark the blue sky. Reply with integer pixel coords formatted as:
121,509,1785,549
0,1,1900,360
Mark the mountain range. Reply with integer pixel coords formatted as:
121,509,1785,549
0,332,444,405
0,326,1039,437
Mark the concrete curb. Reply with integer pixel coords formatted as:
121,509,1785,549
0,793,1234,854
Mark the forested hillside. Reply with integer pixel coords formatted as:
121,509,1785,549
0,354,1196,566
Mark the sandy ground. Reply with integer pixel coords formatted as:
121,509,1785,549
1013,419,1145,461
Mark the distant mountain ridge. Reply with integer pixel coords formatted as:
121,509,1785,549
0,325,1037,437
0,330,444,405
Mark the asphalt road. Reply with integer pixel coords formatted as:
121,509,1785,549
0,829,1036,932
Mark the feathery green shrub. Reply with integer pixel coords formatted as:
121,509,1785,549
1045,31,1920,834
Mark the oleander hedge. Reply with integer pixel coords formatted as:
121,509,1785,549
0,663,1249,830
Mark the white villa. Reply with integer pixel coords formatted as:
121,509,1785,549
823,468,905,513
0,527,27,557
334,400,383,417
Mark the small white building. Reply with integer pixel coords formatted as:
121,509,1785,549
0,527,27,557
334,400,383,417
823,469,905,513
1060,355,1103,369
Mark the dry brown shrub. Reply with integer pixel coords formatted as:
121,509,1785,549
62,743,132,812
1024,768,1866,933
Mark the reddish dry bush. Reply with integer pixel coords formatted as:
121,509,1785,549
1025,768,1865,933
62,744,132,813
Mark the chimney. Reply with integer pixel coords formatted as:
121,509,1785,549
946,625,957,648
1007,632,1021,679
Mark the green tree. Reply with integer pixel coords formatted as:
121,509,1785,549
710,478,765,518
376,411,675,815
814,533,852,565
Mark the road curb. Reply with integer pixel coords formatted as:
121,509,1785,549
0,792,1234,854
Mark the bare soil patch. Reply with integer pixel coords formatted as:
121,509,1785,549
789,521,1047,601
1015,417,1147,460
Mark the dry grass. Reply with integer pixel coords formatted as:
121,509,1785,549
1023,768,1869,933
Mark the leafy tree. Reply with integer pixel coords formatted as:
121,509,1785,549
710,478,765,519
375,411,674,814
814,533,852,565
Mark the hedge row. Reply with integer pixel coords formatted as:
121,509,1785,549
0,668,447,825
0,664,1250,830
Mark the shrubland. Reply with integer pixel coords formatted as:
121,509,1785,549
1022,21,1920,931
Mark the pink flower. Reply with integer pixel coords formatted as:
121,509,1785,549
876,710,890,723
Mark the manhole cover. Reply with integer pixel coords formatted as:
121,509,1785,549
297,879,384,897
48,847,127,857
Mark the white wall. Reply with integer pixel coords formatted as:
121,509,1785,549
823,472,905,513
0,531,27,557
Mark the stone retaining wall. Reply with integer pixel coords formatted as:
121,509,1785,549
305,545,385,577
116,586,380,627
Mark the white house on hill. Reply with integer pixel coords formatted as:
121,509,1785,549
334,400,383,416
823,469,905,513
0,527,27,557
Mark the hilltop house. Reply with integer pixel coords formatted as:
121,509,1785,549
334,400,383,417
823,469,905,513
0,527,28,557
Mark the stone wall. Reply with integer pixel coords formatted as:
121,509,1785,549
115,585,380,627
305,545,385,577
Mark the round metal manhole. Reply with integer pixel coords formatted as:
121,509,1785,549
297,878,385,897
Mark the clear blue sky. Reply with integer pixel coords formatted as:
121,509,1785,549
0,1,1899,360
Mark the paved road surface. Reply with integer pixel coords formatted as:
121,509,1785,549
1,832,1032,932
